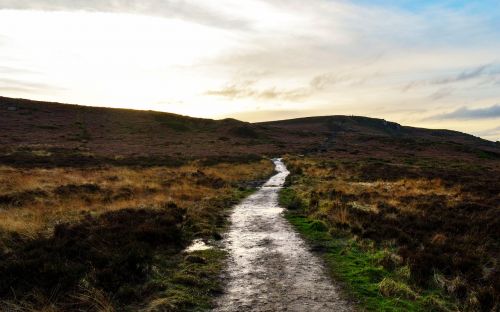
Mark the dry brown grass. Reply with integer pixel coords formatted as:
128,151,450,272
286,157,462,216
0,160,274,238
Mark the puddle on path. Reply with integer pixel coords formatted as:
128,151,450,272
184,238,212,253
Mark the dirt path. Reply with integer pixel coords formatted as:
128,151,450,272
214,159,353,312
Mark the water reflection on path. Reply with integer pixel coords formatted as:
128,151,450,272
214,159,352,312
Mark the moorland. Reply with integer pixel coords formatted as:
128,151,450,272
1,96,499,311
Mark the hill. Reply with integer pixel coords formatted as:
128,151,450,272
262,115,499,160
1,96,498,167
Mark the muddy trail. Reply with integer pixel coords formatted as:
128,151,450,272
214,159,352,312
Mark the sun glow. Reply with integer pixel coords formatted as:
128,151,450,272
0,9,236,116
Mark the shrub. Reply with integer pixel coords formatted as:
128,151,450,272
0,189,48,207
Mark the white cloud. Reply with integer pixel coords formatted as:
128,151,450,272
0,0,252,29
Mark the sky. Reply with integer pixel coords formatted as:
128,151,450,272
0,0,499,141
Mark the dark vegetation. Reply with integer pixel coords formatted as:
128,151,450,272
285,214,457,311
0,206,185,307
0,154,274,310
282,149,499,311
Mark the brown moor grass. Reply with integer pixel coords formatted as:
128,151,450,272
0,160,272,237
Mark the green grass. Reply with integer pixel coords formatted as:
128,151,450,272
278,187,305,210
285,213,457,312
148,248,227,312
146,186,260,312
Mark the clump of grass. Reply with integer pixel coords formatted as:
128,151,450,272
419,294,453,312
378,278,418,300
73,286,115,312
278,187,305,210
0,160,273,237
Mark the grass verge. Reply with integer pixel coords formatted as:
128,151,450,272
283,191,458,312
144,248,227,312
152,184,259,311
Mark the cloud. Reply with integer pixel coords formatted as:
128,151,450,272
402,64,496,91
205,81,310,101
0,0,250,30
309,73,348,90
0,65,38,75
432,64,491,84
1,0,500,132
0,78,64,93
430,104,500,120
429,87,454,100
206,68,380,102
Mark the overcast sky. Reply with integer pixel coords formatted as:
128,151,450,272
1,0,499,140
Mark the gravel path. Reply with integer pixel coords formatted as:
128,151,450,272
214,159,353,312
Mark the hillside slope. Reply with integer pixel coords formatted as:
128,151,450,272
1,96,498,167
261,115,499,160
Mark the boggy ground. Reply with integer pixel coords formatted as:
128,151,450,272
0,159,274,311
281,151,499,312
